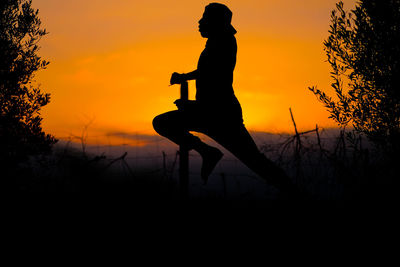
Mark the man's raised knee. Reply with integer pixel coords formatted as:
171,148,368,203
152,114,166,135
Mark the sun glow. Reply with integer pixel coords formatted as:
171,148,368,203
33,0,355,144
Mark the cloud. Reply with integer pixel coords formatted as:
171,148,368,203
106,131,164,145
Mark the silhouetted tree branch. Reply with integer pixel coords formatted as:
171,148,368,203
0,0,56,166
309,0,400,154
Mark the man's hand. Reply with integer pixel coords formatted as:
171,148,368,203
174,99,195,110
170,72,186,85
174,99,186,110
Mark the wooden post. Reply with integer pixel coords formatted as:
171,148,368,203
179,81,189,199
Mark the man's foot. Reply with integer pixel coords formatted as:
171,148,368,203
200,147,223,184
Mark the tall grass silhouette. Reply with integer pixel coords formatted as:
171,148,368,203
6,107,396,207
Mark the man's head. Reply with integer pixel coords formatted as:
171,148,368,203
198,3,236,38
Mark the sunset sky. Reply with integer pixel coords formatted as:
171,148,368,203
32,0,356,144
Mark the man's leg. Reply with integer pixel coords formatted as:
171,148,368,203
153,111,223,182
153,110,200,149
208,124,300,195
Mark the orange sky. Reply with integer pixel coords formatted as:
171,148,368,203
33,0,356,143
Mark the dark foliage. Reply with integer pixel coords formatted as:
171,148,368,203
309,0,400,153
0,0,56,167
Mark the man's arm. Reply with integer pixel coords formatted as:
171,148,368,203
170,70,198,85
183,70,198,81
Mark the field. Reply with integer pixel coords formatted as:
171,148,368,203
5,123,398,208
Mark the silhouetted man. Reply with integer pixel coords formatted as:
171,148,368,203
153,3,299,195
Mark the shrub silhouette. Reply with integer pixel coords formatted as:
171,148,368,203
0,0,56,167
309,0,400,154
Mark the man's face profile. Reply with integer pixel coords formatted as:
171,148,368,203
198,11,211,38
